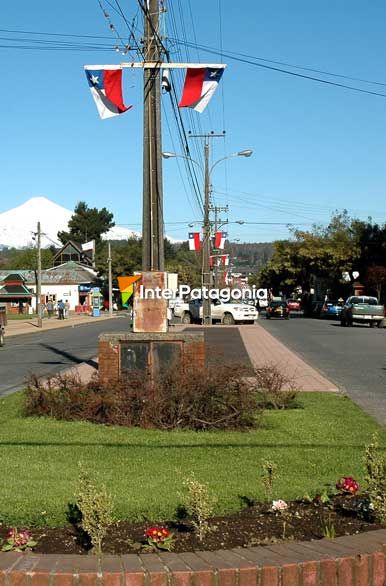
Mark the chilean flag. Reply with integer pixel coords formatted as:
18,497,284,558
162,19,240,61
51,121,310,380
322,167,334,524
188,232,201,251
214,231,227,250
178,66,225,113
85,66,132,119
221,254,230,266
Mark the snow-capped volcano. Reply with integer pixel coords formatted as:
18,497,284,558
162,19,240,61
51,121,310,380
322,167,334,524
0,196,140,249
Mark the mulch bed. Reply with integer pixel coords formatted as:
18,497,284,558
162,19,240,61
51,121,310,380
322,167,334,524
0,495,383,554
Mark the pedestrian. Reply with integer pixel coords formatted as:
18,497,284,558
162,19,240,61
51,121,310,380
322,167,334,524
46,299,54,318
18,300,24,315
64,300,70,318
57,300,65,320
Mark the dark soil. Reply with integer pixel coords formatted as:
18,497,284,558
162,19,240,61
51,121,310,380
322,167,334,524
0,495,383,554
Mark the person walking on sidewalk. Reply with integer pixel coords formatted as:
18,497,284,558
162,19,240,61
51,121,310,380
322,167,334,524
64,300,70,318
46,300,54,318
57,300,65,320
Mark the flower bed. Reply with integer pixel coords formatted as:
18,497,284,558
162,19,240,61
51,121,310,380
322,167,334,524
0,494,382,555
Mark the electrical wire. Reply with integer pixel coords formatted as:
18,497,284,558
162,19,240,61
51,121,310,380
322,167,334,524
170,37,386,99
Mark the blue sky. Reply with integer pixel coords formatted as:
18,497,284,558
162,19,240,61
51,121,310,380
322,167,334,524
1,0,386,242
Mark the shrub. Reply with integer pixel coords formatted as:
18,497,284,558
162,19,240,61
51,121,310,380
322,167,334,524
261,459,278,502
25,363,264,431
365,435,386,523
254,364,298,409
182,474,216,542
75,463,114,554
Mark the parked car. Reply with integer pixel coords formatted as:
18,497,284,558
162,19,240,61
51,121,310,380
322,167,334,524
340,296,384,328
173,298,189,319
266,300,290,319
287,299,301,311
181,298,258,325
319,300,343,319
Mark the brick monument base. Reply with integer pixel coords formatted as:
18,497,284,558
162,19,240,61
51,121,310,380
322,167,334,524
98,331,205,384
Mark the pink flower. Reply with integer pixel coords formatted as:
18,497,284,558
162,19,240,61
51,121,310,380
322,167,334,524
272,499,288,512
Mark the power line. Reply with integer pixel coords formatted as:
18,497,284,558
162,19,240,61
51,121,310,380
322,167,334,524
170,37,386,99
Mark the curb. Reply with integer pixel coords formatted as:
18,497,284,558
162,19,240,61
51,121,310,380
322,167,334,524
1,530,385,585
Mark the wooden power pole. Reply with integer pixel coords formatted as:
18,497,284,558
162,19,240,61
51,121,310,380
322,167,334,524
142,0,164,271
37,221,42,328
108,241,113,318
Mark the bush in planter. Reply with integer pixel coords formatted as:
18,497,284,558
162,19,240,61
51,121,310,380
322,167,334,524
75,463,114,554
25,363,264,431
365,434,386,523
254,364,298,409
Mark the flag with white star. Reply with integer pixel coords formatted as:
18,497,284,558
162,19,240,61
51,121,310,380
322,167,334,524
84,66,131,119
178,66,226,113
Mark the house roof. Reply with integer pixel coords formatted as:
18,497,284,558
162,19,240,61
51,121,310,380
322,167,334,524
2,272,27,283
0,283,32,298
53,240,93,268
0,262,98,286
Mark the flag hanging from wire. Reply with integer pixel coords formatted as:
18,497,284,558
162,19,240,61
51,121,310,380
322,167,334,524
84,66,132,119
188,232,201,251
214,231,227,250
178,66,226,113
81,240,95,252
210,254,229,267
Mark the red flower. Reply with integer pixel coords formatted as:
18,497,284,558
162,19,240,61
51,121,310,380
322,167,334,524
144,526,170,542
336,476,359,495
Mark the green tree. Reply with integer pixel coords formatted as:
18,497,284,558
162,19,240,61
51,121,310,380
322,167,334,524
57,201,114,246
95,237,142,282
259,212,362,295
1,247,54,270
364,266,386,300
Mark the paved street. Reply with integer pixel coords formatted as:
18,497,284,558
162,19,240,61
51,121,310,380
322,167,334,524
3,312,386,426
0,316,130,397
259,313,386,426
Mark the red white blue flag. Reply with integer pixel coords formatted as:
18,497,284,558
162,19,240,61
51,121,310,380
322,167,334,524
189,232,201,251
210,254,229,267
85,66,132,119
179,66,225,113
214,231,227,250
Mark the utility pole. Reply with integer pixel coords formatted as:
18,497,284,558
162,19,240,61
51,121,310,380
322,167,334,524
203,140,211,325
142,0,164,271
37,221,42,329
210,204,228,289
189,132,225,325
108,241,113,318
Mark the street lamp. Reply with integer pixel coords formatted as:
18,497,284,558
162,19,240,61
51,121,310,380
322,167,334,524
163,147,253,325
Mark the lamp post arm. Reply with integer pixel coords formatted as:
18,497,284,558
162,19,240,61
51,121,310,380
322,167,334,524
209,153,238,176
163,153,202,170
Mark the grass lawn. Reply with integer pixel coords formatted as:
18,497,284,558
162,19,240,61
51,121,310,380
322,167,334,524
0,391,385,528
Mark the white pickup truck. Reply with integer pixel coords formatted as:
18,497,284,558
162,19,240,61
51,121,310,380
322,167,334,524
181,298,258,325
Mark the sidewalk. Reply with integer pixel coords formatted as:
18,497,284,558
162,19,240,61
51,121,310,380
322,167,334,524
6,311,119,337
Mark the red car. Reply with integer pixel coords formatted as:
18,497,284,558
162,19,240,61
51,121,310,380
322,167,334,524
287,299,301,311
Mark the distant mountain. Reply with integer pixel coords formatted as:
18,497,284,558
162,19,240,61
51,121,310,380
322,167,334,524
0,196,141,249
